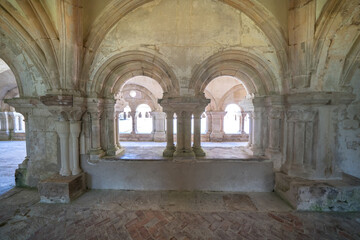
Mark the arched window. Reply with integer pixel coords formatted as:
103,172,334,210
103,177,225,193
224,104,241,134
119,106,132,133
136,104,152,134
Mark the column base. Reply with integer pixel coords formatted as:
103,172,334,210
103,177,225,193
173,149,196,160
163,146,175,157
89,148,105,162
193,146,206,157
251,146,264,156
275,172,360,211
38,173,86,203
106,146,125,156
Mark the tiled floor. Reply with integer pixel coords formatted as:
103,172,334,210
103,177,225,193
0,188,359,240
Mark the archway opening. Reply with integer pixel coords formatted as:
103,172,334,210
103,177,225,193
203,76,253,145
136,104,153,134
0,58,26,195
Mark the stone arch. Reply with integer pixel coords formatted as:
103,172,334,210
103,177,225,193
0,32,47,97
313,0,360,90
204,89,218,111
340,35,360,87
218,85,247,111
89,50,179,97
122,84,159,111
81,0,289,91
190,50,279,96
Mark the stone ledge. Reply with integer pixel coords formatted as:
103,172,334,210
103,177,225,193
38,173,86,203
274,172,360,212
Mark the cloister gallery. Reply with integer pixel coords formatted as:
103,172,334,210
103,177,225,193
0,0,359,212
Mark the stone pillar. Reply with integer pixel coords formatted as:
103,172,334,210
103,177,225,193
266,108,283,170
193,111,205,157
206,111,212,134
282,102,346,180
158,95,210,159
209,111,226,142
174,110,195,158
56,120,71,176
70,121,81,175
130,111,137,134
114,111,121,148
104,99,125,156
247,112,253,147
151,111,166,142
163,111,175,157
251,109,264,155
241,112,246,134
87,98,105,160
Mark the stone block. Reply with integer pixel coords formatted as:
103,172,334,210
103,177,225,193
38,173,86,203
275,172,360,211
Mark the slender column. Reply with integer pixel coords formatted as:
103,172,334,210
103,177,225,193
163,111,175,157
56,120,71,176
206,111,212,134
241,112,246,134
130,111,136,134
70,121,81,175
89,110,105,159
115,111,121,148
193,111,205,157
152,111,166,142
251,109,264,155
209,111,226,141
247,112,253,147
174,111,195,158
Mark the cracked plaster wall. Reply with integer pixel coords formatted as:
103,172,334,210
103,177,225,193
90,0,281,94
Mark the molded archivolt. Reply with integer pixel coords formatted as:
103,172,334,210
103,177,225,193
122,84,159,111
190,50,280,96
82,0,289,91
0,0,60,92
313,0,360,91
0,32,47,97
88,51,179,97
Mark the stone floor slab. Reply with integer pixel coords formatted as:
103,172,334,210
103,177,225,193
1,188,360,240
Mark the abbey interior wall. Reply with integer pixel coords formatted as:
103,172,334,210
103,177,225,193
0,0,359,192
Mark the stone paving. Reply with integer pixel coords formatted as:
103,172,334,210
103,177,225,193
0,141,26,195
1,188,360,240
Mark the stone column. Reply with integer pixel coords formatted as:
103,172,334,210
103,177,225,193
241,112,246,134
193,111,205,157
251,109,264,155
56,120,71,176
104,99,125,156
130,111,137,134
209,111,226,141
158,95,210,159
174,110,195,158
70,121,81,175
247,112,253,147
151,111,166,142
87,98,105,160
163,111,175,157
206,111,212,134
114,111,121,148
